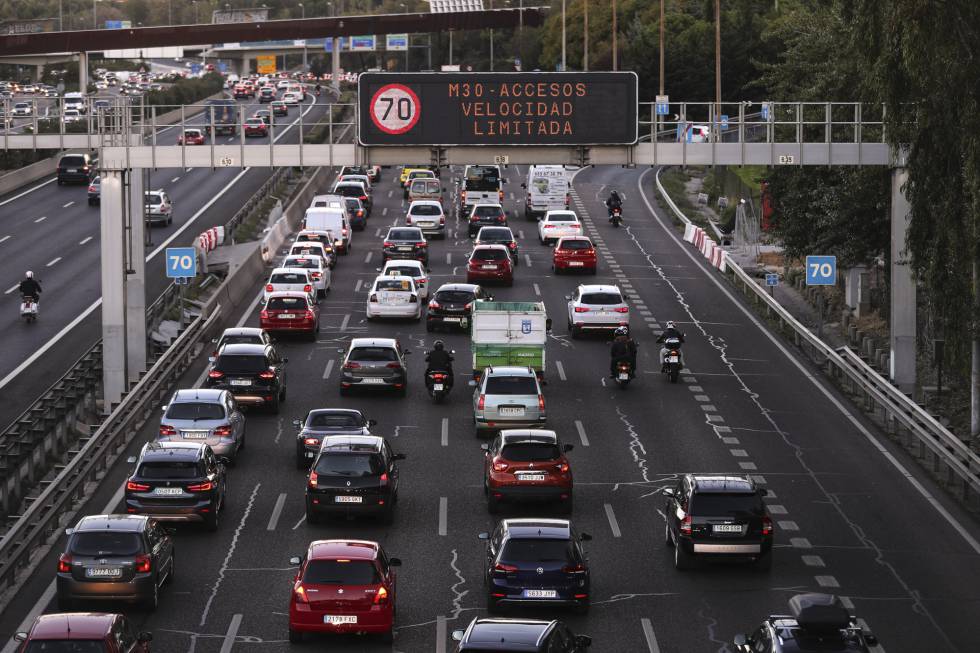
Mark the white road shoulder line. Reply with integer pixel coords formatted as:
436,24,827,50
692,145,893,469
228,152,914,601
641,618,662,653
438,497,448,536
0,235,9,244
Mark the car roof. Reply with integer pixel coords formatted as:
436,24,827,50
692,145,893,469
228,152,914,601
349,337,398,348
285,255,324,265
499,429,558,445
171,388,225,403
478,226,513,234
140,441,207,461
75,514,149,533
485,366,537,377
462,618,555,649
271,267,310,275
409,200,442,207
577,284,621,294
29,613,117,639
472,202,503,209
265,291,311,300
319,434,384,453
217,343,268,355
502,518,572,540
472,244,510,252
372,274,416,288
384,259,424,270
308,408,365,418
690,474,757,494
388,226,423,234
308,539,380,561
435,283,480,293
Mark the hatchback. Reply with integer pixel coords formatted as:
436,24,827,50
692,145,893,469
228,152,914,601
290,237,336,269
177,128,205,145
57,153,96,184
381,259,430,299
427,283,491,332
283,254,330,297
56,515,175,611
254,109,272,124
366,275,422,321
306,435,405,524
467,245,514,286
282,91,300,105
332,180,372,214
382,227,429,265
260,291,319,341
209,327,274,364
205,342,288,412
475,226,519,263
271,101,288,116
244,117,268,137
144,190,173,227
288,540,401,643
157,388,245,459
14,613,153,652
472,366,546,436
483,429,574,513
406,200,446,238
553,237,597,274
480,519,591,613
339,338,411,396
263,267,316,304
452,618,591,652
566,284,630,338
538,210,583,245
259,87,275,102
344,196,368,230
468,203,508,237
294,408,377,468
124,441,227,530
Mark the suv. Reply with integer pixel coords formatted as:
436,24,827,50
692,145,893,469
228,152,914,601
343,196,367,230
472,366,546,436
452,618,591,652
124,441,228,530
475,226,519,263
483,429,574,514
14,613,153,652
305,435,406,524
382,227,429,265
338,338,411,396
427,283,491,332
734,594,879,653
468,203,507,237
294,408,377,468
205,343,288,412
566,284,630,338
57,153,96,185
144,190,173,227
479,519,591,613
158,388,245,460
56,514,175,611
663,474,773,570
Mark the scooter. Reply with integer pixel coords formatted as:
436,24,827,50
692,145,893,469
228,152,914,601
614,360,633,388
661,337,683,383
426,370,453,404
609,206,623,228
20,295,38,323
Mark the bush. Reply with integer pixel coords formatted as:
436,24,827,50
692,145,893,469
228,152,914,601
141,73,225,116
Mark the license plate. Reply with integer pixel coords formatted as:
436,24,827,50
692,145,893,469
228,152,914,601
433,383,444,391
230,379,251,386
667,356,679,363
181,431,208,439
397,246,412,251
499,406,525,417
86,567,122,578
67,168,77,173
306,451,315,458
324,615,357,624
618,373,629,380
518,473,546,481
569,261,584,267
418,222,434,228
335,495,363,503
712,524,743,533
279,313,295,319
360,378,385,385
523,589,557,598
481,265,498,270
442,317,462,322
154,487,183,495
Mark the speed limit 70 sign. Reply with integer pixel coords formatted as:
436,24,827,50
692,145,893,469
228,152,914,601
805,255,836,286
369,83,421,135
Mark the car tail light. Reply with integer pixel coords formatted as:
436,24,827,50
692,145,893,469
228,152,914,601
538,395,545,411
464,302,473,311
58,553,72,573
386,362,402,369
259,310,269,320
259,369,276,379
379,472,389,485
308,470,318,488
373,585,390,604
406,217,413,225
614,306,629,313
359,195,367,201
544,224,556,229
305,310,316,320
303,284,313,293
574,306,589,313
342,227,348,236
343,362,360,370
565,193,571,207
492,460,508,472
562,563,587,574
558,462,570,473
497,215,506,222
439,216,446,224
304,437,319,446
265,284,274,292
208,370,224,379
357,210,364,217
762,516,773,536
478,395,486,410
498,190,504,200
135,554,152,573
310,272,321,281
428,300,440,310
679,515,693,535
383,241,393,248
159,424,177,436
187,481,214,492
369,293,378,303
493,562,518,573
470,215,479,222
417,241,427,248
214,425,233,437
508,242,517,248
126,480,151,492
293,584,309,603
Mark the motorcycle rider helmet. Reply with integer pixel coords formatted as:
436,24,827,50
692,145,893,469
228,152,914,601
433,340,445,351
25,270,33,278
614,326,629,337
665,321,675,330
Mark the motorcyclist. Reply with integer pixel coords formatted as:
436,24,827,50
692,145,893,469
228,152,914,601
425,340,454,389
19,270,41,301
657,321,686,369
605,190,623,218
609,326,638,378
314,83,322,97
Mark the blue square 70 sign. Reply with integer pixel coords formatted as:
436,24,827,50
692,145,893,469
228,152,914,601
805,255,837,286
165,247,197,278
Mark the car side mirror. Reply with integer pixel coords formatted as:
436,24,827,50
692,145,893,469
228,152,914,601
563,444,574,452
211,338,218,343
468,380,477,387
575,635,592,647
734,634,749,647
545,318,553,332
452,630,465,642
477,532,489,540
565,294,572,300
289,556,302,566
13,633,27,642
487,295,494,301
388,557,402,567
663,488,676,497
126,456,138,464
393,453,406,460
480,443,489,452
579,532,593,542
292,419,302,428
537,217,542,221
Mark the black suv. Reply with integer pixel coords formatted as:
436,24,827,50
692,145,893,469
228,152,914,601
734,593,879,652
57,153,96,185
293,408,377,469
124,441,228,531
663,474,773,570
205,343,288,413
383,227,429,265
453,618,592,652
56,514,175,611
426,283,491,332
305,435,405,525
475,226,519,263
467,203,507,237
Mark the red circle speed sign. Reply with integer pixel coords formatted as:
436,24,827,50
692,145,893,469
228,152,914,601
369,83,421,135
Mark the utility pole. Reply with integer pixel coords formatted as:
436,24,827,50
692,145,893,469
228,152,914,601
489,0,494,72
299,4,307,71
612,0,617,71
659,0,664,95
714,0,721,138
169,0,173,25
561,0,566,71
583,0,589,71
59,0,64,31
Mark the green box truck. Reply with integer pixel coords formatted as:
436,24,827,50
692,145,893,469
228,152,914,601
471,301,548,380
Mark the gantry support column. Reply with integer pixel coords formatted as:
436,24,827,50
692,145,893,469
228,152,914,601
331,38,341,94
99,169,128,409
126,170,146,385
78,51,88,92
890,166,917,393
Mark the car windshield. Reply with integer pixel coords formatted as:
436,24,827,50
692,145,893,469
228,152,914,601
691,493,764,516
271,272,307,284
472,249,508,262
308,413,364,428
334,185,362,197
215,354,268,373
292,246,325,256
464,166,500,190
61,156,85,166
559,239,592,250
410,204,441,216
246,119,263,125
137,461,202,479
219,335,262,346
376,279,413,292
166,402,224,420
285,258,318,269
388,229,421,240
580,292,623,305
547,214,577,223
435,290,475,303
70,532,142,557
485,376,538,395
344,198,361,209
500,538,574,564
146,194,163,205
303,559,379,585
185,130,201,137
349,347,398,362
387,266,421,278
25,642,109,653
501,442,561,462
314,453,383,477
474,206,502,217
267,297,308,311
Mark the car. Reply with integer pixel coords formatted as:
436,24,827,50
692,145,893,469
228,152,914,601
282,91,301,105
332,180,373,214
482,429,574,514
405,199,446,238
468,202,508,237
479,518,591,613
475,226,519,263
291,234,337,269
283,254,331,297
467,244,514,286
380,258,430,299
209,327,274,362
92,99,111,113
402,167,437,193
553,237,597,274
205,342,288,412
664,474,774,570
382,227,429,265
341,164,380,183
473,366,546,436
305,435,406,524
157,388,246,460
338,337,410,396
426,283,491,332
233,84,253,99
61,109,82,124
452,618,591,652
407,176,444,204
14,613,153,652
260,291,320,341
538,210,583,245
366,275,423,321
244,117,269,137
276,80,291,91
259,87,276,102
57,152,96,185
12,101,32,116
263,267,316,304
293,409,376,469
254,109,272,124
124,441,228,530
734,594,879,652
56,514,175,611
287,539,401,643
87,175,101,205
343,196,368,230
271,100,288,116
177,127,206,145
566,284,629,338
399,166,435,186
339,173,372,193
144,190,174,226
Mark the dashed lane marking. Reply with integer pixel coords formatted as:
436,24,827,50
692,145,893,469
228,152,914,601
4,284,16,295
730,449,748,457
438,497,448,536
339,314,350,331
0,235,9,244
267,493,287,530
354,279,362,293
815,575,840,588
61,202,73,208
219,614,243,653
790,537,812,548
34,216,46,223
364,251,373,264
802,555,826,567
441,418,449,446
574,420,590,446
322,359,335,380
524,253,532,267
779,520,799,531
171,176,180,183
446,252,452,264
556,360,567,381
533,283,541,296
46,256,61,267
738,461,758,470
641,618,662,653
79,236,93,245
604,503,622,537
767,504,788,514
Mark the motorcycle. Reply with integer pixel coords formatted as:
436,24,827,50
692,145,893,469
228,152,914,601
661,337,683,383
20,295,38,323
426,370,453,403
609,206,623,228
614,360,633,388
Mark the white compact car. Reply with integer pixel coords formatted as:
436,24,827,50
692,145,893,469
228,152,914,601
289,238,335,270
538,210,584,245
283,254,331,298
366,275,422,321
264,267,316,304
380,259,430,300
282,92,300,105
566,284,630,338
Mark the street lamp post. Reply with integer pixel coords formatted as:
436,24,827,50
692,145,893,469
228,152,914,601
714,0,721,137
93,0,99,29
659,0,664,95
299,4,307,71
612,0,617,71
583,0,589,71
561,0,566,71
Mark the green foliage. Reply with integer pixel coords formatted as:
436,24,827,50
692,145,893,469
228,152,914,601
142,73,224,114
0,149,58,172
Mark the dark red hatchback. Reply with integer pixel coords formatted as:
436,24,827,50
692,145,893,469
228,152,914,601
15,613,152,652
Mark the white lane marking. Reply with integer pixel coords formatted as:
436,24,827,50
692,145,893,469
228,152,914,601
0,177,56,208
292,515,306,530
556,360,567,381
78,236,93,245
200,483,261,626
574,420,590,446
382,206,388,216
436,616,447,653
354,279,362,293
0,235,9,244
364,251,373,264
375,227,381,237
790,537,813,549
524,253,532,267
604,503,622,537
802,555,825,567
815,575,840,588
45,257,61,267
322,358,334,380
171,176,180,183
4,284,17,294
339,314,350,331
61,201,73,208
641,618,661,653
387,189,393,198
219,614,243,653
533,283,541,296
34,216,46,223
446,252,452,265
779,520,799,531
441,417,449,447
267,493,287,530
438,497,448,536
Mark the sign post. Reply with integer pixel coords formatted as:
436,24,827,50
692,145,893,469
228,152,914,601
166,247,197,327
765,273,778,297
805,255,836,337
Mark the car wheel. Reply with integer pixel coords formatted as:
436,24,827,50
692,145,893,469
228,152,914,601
268,396,280,414
570,325,580,339
755,551,773,572
288,627,304,643
143,577,160,610
205,508,220,532
674,542,692,570
167,216,172,226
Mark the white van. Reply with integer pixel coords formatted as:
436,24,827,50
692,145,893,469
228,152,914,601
63,92,87,114
303,207,352,254
523,165,569,220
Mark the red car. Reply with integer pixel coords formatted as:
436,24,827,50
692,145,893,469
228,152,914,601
260,291,319,340
288,539,401,644
483,429,574,513
14,612,152,652
244,118,268,137
553,236,598,274
177,128,205,145
467,244,513,286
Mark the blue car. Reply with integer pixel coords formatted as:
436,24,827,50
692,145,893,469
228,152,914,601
479,519,591,614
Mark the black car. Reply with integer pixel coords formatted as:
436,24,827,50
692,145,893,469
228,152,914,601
480,519,592,614
305,435,405,524
209,327,274,364
293,408,377,469
426,283,491,332
453,618,591,652
663,474,773,570
259,87,275,103
467,203,508,237
124,442,228,530
344,196,367,230
57,152,96,185
383,227,429,266
734,594,878,653
56,514,175,611
205,343,288,413
475,226,520,263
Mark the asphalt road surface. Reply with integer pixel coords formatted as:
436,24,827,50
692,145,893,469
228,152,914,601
1,165,979,652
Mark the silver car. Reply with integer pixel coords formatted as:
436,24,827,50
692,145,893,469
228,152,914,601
157,389,246,459
338,337,411,397
145,190,173,227
472,366,547,436
566,284,630,338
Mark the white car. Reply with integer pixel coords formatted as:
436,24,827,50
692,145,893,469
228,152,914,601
264,267,316,304
380,259,430,300
12,102,32,117
95,81,108,90
283,254,331,298
538,210,584,245
405,200,446,238
282,92,300,105
293,231,337,268
566,284,630,338
276,80,290,91
366,275,422,321
61,109,82,124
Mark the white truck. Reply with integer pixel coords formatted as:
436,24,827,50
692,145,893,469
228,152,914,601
471,301,550,381
522,165,569,220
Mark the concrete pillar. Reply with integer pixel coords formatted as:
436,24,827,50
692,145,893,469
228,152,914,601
78,51,88,93
331,38,341,93
126,170,146,384
890,167,916,392
100,169,128,410
844,266,864,312
241,56,254,76
35,64,45,82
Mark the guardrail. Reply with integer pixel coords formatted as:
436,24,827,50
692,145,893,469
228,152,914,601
224,166,293,244
654,168,980,511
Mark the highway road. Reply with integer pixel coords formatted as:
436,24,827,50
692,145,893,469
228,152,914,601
2,165,979,652
0,88,336,431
